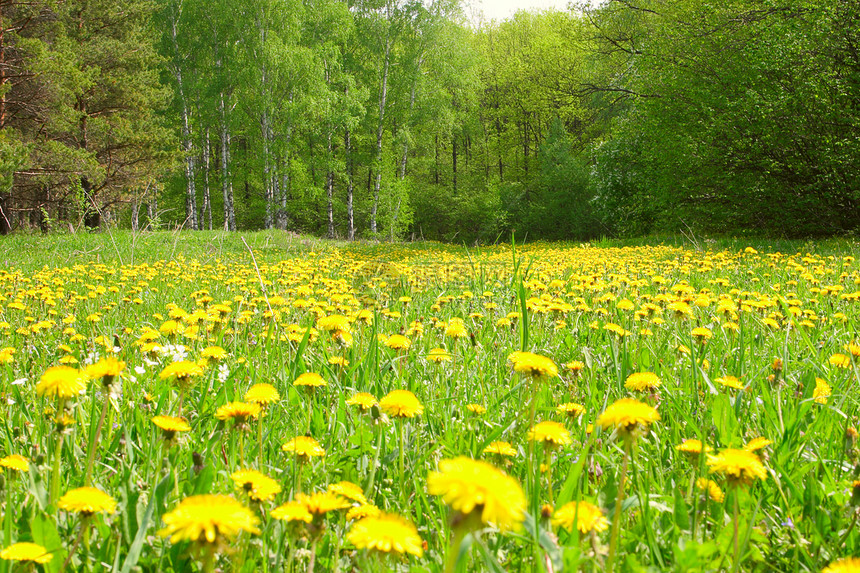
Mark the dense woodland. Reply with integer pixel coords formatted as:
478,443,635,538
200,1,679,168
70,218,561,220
0,0,858,241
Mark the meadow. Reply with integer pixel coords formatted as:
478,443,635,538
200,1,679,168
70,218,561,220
0,230,859,572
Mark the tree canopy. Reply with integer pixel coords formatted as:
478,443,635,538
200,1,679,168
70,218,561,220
0,0,857,239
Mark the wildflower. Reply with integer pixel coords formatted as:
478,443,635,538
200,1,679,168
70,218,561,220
159,494,260,544
385,334,411,351
346,504,381,521
813,378,832,404
58,487,117,516
552,501,609,534
346,392,378,411
215,402,261,425
510,352,558,379
744,437,772,454
466,404,486,415
675,439,711,461
624,372,661,392
347,513,423,557
691,327,712,343
822,558,860,573
428,456,526,532
0,542,52,564
379,390,423,418
566,360,584,374
271,501,312,523
528,421,572,448
0,347,14,364
0,454,29,472
85,357,126,385
200,346,228,362
328,481,368,505
830,354,852,369
707,448,768,487
297,491,351,516
426,348,453,363
282,436,325,460
36,366,87,399
231,469,282,502
716,375,744,390
293,372,327,388
445,321,468,339
244,383,280,406
696,478,725,502
152,416,191,441
159,361,204,386
596,398,660,436
557,403,585,418
483,441,517,457
317,314,351,333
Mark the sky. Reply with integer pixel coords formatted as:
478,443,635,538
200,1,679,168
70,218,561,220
469,0,573,22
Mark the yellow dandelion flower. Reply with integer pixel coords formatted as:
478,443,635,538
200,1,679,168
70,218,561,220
151,415,191,440
159,361,204,384
428,456,526,532
346,504,381,521
215,402,261,424
426,348,453,363
467,404,487,415
696,478,725,502
528,421,572,447
379,390,424,418
231,469,282,502
0,347,15,364
822,557,860,573
830,353,852,369
814,378,832,404
297,491,351,516
347,513,423,557
0,454,29,472
744,437,772,453
385,334,411,351
483,441,517,457
85,357,126,383
58,487,117,516
565,360,585,373
244,383,280,405
317,314,351,333
552,501,609,534
271,501,312,523
159,494,260,544
346,392,378,411
293,372,327,388
624,372,661,392
36,366,87,399
282,436,325,460
327,481,368,505
675,439,712,459
0,542,52,564
511,352,558,379
201,346,228,362
596,398,660,435
556,402,585,418
707,448,768,487
716,375,744,390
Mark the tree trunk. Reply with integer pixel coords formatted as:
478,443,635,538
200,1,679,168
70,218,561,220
220,95,236,231
326,129,334,238
171,4,197,231
202,127,212,230
345,126,354,241
452,135,458,194
370,24,391,235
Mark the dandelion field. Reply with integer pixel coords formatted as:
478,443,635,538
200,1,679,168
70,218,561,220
1,231,860,572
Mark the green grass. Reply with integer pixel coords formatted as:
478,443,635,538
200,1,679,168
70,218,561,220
0,231,858,572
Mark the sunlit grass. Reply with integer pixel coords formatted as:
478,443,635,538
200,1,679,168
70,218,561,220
0,231,858,571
